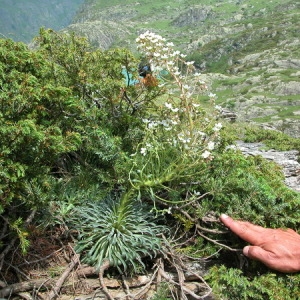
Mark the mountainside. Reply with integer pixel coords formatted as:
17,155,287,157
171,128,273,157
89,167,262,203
0,0,84,43
1,0,299,137
63,0,300,137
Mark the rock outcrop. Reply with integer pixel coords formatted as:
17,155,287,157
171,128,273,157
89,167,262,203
236,141,300,193
171,6,212,27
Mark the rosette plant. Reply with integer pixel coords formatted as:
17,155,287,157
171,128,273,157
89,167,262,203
72,192,165,272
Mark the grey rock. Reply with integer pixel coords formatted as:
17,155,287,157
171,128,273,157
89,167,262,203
236,141,300,192
274,59,300,69
172,6,212,27
220,108,237,122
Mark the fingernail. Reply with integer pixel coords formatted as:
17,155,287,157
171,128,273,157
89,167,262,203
221,213,229,219
243,246,250,257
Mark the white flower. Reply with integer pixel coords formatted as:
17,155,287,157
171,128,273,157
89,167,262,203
186,61,194,66
148,121,158,129
178,133,191,144
166,42,174,47
213,123,223,132
207,141,215,150
215,105,222,111
140,147,147,156
160,120,169,127
201,150,211,159
186,92,193,99
208,92,217,98
165,102,173,109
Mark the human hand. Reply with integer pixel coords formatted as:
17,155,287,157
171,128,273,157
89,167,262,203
220,214,300,273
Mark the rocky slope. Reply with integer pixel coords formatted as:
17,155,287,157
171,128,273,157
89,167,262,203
62,0,300,137
1,0,299,137
237,141,300,193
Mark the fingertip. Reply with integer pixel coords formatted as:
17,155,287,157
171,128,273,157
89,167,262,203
243,245,250,257
220,213,232,227
220,213,229,219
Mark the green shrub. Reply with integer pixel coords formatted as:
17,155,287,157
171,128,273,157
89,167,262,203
207,265,300,300
199,149,300,228
0,30,163,254
242,125,300,152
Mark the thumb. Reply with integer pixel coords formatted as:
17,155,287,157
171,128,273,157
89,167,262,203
243,245,271,263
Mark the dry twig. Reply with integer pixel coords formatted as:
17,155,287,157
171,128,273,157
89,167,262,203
47,253,80,300
98,259,114,300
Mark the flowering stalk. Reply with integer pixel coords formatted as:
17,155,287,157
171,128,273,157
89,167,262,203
136,31,209,133
132,31,223,204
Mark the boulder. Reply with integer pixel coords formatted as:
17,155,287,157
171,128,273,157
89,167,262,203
236,141,300,192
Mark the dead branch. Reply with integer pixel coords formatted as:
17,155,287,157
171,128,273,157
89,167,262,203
158,268,205,300
17,292,34,300
76,265,96,277
183,270,212,299
122,275,133,299
131,261,160,300
196,229,241,252
0,278,55,298
47,254,80,300
0,236,18,271
0,254,83,298
3,261,31,281
98,259,114,300
17,247,64,267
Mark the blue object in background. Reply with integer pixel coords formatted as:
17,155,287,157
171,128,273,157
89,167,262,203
122,67,140,86
121,67,168,86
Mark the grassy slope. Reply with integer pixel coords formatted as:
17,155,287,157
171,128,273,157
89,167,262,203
1,0,299,136
70,0,300,136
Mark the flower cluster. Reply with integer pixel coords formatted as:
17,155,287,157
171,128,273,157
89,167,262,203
136,31,206,102
136,31,188,76
133,31,223,180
